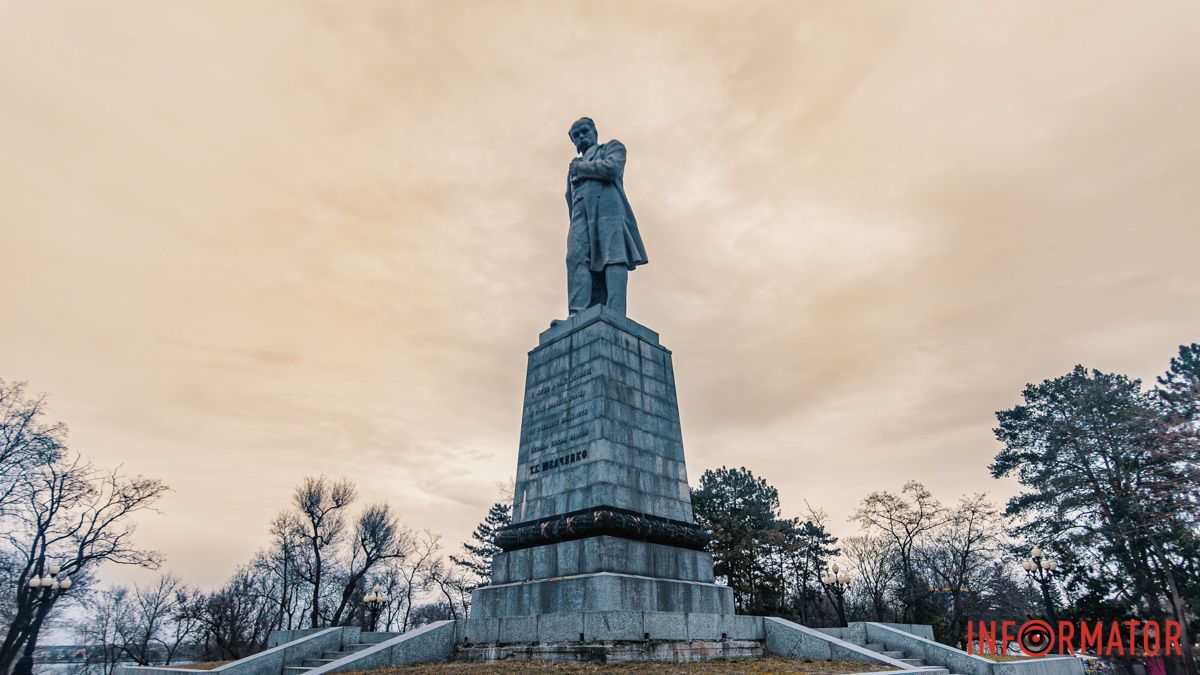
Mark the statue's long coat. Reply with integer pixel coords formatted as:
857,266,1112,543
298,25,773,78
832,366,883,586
566,139,648,272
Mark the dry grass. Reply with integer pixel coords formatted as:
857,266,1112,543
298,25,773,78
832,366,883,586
357,657,896,674
171,661,234,670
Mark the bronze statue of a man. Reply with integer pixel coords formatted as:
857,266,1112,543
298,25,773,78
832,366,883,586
563,117,647,318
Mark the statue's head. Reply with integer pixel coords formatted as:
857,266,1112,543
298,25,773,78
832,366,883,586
568,117,597,154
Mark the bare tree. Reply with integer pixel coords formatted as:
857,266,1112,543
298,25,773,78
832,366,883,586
113,574,196,666
72,575,196,672
261,511,306,631
0,380,69,652
0,451,167,674
328,504,411,626
0,380,67,517
842,534,896,621
291,477,355,628
72,586,127,675
184,565,277,661
370,560,415,632
163,585,202,664
395,531,441,632
493,477,515,505
852,480,947,623
920,493,1003,643
406,602,455,628
426,558,470,621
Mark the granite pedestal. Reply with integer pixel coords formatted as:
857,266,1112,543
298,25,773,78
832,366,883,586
467,306,736,659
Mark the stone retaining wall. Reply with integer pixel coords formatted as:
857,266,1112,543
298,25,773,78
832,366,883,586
115,627,343,675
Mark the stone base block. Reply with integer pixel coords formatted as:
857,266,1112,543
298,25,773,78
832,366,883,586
469,572,735,618
491,536,715,584
456,611,763,645
454,639,762,664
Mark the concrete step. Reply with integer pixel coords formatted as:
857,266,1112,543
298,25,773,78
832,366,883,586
900,658,926,667
282,668,310,675
358,632,400,644
880,650,906,659
865,642,886,651
300,659,337,668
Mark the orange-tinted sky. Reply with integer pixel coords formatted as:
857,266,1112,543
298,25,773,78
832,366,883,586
3,1,1198,588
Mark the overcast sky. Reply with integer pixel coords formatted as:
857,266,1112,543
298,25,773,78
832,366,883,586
3,1,1198,589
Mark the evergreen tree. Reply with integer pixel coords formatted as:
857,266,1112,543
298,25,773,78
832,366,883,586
1157,342,1200,421
691,466,790,614
991,364,1197,675
782,519,839,624
1154,343,1200,674
451,502,511,588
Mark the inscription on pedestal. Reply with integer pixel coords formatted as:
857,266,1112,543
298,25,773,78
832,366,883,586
528,449,588,475
531,390,585,415
530,409,591,435
528,428,589,454
524,364,597,454
529,366,593,399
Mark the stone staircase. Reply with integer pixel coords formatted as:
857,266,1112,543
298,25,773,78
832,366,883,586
282,633,397,675
862,640,961,675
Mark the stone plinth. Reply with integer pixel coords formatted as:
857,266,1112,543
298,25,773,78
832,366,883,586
457,611,765,645
473,305,733,626
470,572,735,619
454,640,763,665
490,536,713,584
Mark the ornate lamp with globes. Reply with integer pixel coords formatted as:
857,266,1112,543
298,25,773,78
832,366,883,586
15,564,73,675
362,584,390,632
821,563,853,628
1021,546,1060,624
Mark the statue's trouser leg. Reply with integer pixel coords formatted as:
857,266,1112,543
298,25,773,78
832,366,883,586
566,216,592,316
589,271,606,308
604,264,628,315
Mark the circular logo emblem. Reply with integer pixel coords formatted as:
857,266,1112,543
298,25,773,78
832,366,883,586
1019,620,1055,658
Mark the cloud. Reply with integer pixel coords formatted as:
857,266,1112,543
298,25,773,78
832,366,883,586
1,0,1197,587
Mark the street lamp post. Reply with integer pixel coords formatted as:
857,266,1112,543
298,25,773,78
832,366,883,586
822,563,853,628
361,584,390,632
14,564,73,675
1021,546,1059,624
